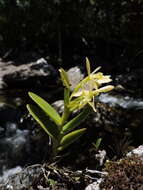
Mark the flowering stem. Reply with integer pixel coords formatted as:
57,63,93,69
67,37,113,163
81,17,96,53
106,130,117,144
61,106,70,125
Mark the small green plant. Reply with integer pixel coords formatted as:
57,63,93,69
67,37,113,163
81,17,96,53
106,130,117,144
27,58,114,157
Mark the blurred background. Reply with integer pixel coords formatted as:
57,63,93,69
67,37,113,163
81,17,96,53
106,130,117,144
0,0,143,71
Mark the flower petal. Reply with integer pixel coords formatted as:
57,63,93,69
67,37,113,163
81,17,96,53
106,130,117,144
91,66,101,74
59,68,70,89
96,85,114,93
97,76,112,84
86,57,91,76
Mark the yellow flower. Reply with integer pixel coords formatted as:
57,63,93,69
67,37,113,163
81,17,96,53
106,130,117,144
70,58,112,97
69,90,98,112
69,85,114,112
69,58,114,111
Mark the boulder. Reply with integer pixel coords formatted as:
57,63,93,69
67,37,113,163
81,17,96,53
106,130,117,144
0,165,42,190
0,58,57,89
0,103,21,122
115,68,143,98
67,66,84,91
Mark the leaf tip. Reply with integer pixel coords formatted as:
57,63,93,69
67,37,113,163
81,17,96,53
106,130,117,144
28,91,33,97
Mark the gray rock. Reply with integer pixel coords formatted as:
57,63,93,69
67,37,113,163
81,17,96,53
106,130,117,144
0,119,50,178
0,166,22,184
4,129,29,157
127,145,143,158
99,93,143,109
0,78,7,89
85,179,103,190
0,126,30,169
0,103,21,122
52,100,64,113
0,58,57,89
95,150,106,166
0,165,42,190
115,68,143,97
67,66,84,91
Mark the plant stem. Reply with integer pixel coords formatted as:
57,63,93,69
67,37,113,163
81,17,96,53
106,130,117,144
61,88,71,125
61,106,70,126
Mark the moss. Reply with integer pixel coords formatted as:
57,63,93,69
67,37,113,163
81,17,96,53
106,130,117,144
100,155,143,190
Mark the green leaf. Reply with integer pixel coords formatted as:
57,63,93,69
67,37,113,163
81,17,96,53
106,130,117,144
27,104,59,139
28,92,62,126
92,138,102,150
58,128,86,151
61,108,90,134
48,178,56,187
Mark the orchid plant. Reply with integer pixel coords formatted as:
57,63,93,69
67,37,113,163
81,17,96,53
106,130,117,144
27,58,114,157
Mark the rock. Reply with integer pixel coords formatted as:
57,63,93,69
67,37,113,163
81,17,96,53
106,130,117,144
67,66,84,91
0,58,57,89
52,100,64,113
127,145,143,158
85,179,103,190
0,119,51,180
0,164,42,190
0,166,22,184
97,93,143,149
0,126,5,137
0,125,30,169
0,78,7,89
115,68,143,98
0,103,21,122
0,99,50,178
95,150,106,166
99,93,143,109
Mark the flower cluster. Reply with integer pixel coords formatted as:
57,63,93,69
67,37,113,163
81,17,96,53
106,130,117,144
60,57,114,112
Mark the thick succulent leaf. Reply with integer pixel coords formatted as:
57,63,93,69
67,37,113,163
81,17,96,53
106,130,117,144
27,104,59,139
28,92,62,126
61,108,90,134
58,128,86,151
